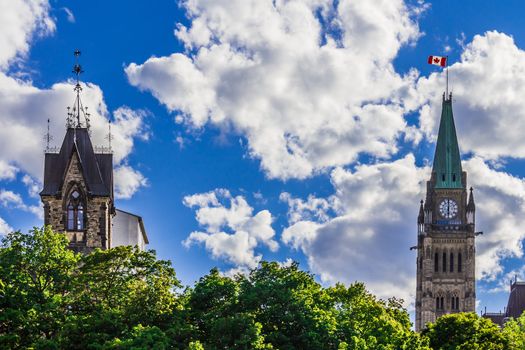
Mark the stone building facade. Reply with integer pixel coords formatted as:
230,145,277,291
415,93,477,331
39,55,148,253
40,127,115,254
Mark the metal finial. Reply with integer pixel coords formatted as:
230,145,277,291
106,120,113,150
44,118,54,152
66,49,90,132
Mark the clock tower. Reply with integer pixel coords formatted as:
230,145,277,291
415,93,476,331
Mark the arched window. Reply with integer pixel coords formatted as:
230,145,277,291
434,252,439,272
450,253,454,272
440,297,444,310
458,253,462,272
442,252,447,272
436,297,439,309
66,190,85,231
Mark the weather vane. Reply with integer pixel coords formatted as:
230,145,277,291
66,49,90,131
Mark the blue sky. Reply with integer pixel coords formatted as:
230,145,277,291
2,0,525,318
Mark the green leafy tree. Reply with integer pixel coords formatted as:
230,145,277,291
423,312,509,349
61,245,181,349
502,311,525,349
239,261,338,350
187,268,272,349
0,226,79,348
329,283,429,349
102,324,170,350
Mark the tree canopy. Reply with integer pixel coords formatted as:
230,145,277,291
1,227,524,349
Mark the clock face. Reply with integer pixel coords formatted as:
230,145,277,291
439,199,458,219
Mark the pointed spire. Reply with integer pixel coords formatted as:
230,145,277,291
66,50,91,131
467,187,475,211
418,200,424,224
432,92,463,189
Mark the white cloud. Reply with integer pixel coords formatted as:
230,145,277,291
282,154,427,303
0,0,54,68
62,7,75,23
114,165,148,200
0,0,148,207
0,77,148,197
183,189,278,269
0,160,18,180
281,153,525,305
21,174,39,198
412,31,525,160
0,189,42,219
463,157,525,281
126,0,424,180
0,216,13,235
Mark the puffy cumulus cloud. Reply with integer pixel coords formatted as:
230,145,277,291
463,157,525,281
412,31,525,160
183,189,278,269
281,154,525,304
282,154,428,303
114,165,148,199
0,189,42,219
0,160,18,180
279,192,334,224
0,1,148,205
0,216,13,235
126,0,424,179
0,77,149,198
0,0,54,68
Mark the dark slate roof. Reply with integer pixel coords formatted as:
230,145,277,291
41,128,113,198
432,94,463,189
482,312,506,327
506,282,525,319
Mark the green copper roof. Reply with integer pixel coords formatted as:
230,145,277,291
432,95,463,189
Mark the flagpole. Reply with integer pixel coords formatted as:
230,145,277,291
446,55,449,98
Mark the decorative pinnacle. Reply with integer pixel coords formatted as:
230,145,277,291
66,49,90,131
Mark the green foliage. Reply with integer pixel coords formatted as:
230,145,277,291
5,226,525,349
502,311,525,349
423,312,508,349
0,226,79,349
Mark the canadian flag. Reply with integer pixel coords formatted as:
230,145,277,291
428,55,447,67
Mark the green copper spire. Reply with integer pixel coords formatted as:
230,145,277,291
432,93,463,189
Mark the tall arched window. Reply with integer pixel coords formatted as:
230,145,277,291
66,190,84,231
450,253,454,272
442,252,447,272
458,253,462,272
434,252,439,272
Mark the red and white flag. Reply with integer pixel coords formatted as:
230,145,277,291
428,55,447,67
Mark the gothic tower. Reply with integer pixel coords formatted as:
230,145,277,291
40,51,115,254
415,93,476,331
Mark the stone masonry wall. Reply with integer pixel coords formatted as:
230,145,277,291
41,152,111,254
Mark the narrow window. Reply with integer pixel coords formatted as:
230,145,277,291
450,253,454,272
434,253,439,272
452,173,456,182
436,298,439,310
442,173,446,182
458,253,462,272
456,297,460,310
67,204,75,230
65,190,85,231
440,297,444,310
443,252,447,272
77,204,84,230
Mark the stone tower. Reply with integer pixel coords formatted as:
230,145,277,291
415,93,476,331
40,51,115,254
